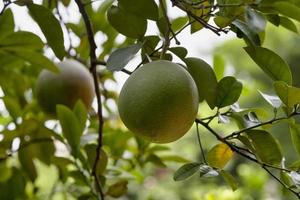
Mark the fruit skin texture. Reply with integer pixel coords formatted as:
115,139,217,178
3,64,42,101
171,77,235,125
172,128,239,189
36,59,95,114
118,60,199,143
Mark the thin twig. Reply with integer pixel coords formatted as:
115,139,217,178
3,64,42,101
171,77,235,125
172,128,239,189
0,0,12,15
196,123,207,164
74,0,104,199
159,0,180,45
195,118,291,173
159,0,171,59
171,0,226,35
225,112,300,140
133,20,196,72
263,166,300,198
195,118,300,199
200,109,231,122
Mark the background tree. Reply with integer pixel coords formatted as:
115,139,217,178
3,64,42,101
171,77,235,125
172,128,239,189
0,0,300,199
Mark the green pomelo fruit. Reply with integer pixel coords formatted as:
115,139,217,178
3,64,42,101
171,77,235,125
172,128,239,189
36,59,95,114
118,60,199,143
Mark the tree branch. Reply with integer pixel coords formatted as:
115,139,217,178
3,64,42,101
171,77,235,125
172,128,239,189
195,118,292,173
0,0,12,15
159,0,180,45
133,20,196,72
195,118,300,198
225,111,300,140
263,166,300,198
74,0,104,199
171,0,227,35
159,0,171,59
196,123,207,164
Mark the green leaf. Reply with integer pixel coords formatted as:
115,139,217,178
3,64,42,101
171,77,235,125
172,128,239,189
156,17,168,35
185,57,218,109
57,105,83,156
290,124,300,156
214,16,233,28
213,54,225,81
244,46,292,85
245,8,266,33
107,5,147,39
106,180,128,198
280,171,293,187
220,170,239,191
266,14,281,26
244,111,260,124
246,130,283,165
217,0,244,17
207,143,234,169
173,162,201,181
142,35,160,56
0,31,44,50
103,128,132,158
84,144,108,175
3,49,59,72
107,43,142,71
145,154,167,167
232,20,261,46
27,3,65,60
2,96,21,119
274,81,300,114
160,155,190,163
267,13,298,33
199,165,219,177
0,168,26,200
279,16,298,33
73,100,88,133
187,0,211,33
147,145,170,153
215,76,242,108
290,160,300,171
69,170,87,185
258,90,282,108
0,162,12,183
18,147,37,182
273,2,300,22
169,47,188,60
218,113,230,124
118,0,158,21
51,156,72,182
215,0,244,27
290,171,300,187
171,16,188,32
0,9,14,39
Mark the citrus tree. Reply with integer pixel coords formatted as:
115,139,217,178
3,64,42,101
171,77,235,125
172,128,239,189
1,0,300,199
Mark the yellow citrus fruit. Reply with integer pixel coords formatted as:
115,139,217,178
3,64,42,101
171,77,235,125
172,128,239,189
118,60,199,143
36,59,95,114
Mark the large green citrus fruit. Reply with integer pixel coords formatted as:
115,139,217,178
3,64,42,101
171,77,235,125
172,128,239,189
36,59,95,114
118,60,199,143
